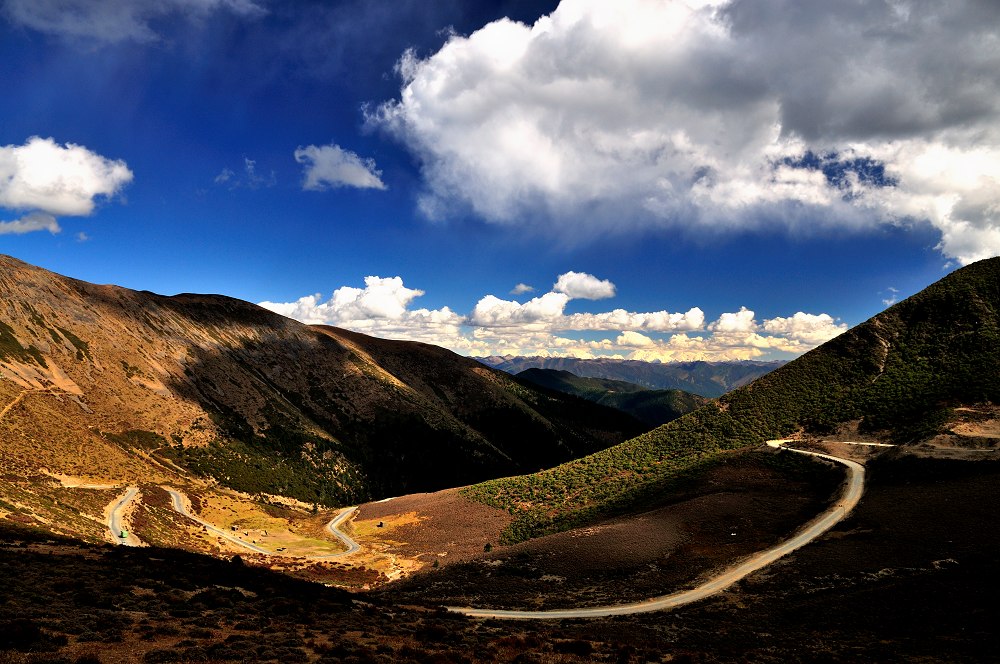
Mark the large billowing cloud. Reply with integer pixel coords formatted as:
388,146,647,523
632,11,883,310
261,276,426,324
259,276,464,346
0,137,132,236
709,307,756,334
763,312,847,346
295,144,387,191
2,0,265,43
0,137,133,216
470,292,571,329
372,0,1000,264
260,270,846,361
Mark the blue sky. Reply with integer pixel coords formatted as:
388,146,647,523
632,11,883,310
1,0,996,362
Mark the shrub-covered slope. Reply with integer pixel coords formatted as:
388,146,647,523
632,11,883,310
517,368,710,426
467,257,1000,542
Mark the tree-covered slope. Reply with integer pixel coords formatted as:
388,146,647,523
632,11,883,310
516,368,710,426
466,258,1000,542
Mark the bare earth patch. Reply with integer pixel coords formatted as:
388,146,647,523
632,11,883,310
354,488,513,571
902,406,1000,458
803,439,887,463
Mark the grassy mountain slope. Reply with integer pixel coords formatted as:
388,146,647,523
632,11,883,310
467,257,1000,542
517,368,710,426
0,255,643,508
477,356,783,397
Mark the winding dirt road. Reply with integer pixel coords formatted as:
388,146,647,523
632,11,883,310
447,441,867,619
164,488,360,557
322,507,361,556
107,487,141,546
165,488,272,555
0,389,359,557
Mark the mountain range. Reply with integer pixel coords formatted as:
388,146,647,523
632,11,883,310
475,355,784,397
515,368,710,426
0,255,643,505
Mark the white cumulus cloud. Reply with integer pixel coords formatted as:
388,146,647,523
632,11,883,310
261,271,842,362
762,312,847,346
372,0,1000,264
553,271,616,300
709,307,757,334
470,292,571,328
510,283,535,295
562,307,704,333
0,137,133,217
259,277,465,347
260,276,426,325
616,330,656,348
0,212,61,236
295,144,387,191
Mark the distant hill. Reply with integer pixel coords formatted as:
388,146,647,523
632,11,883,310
516,368,710,426
0,255,643,507
475,356,784,398
467,257,1000,542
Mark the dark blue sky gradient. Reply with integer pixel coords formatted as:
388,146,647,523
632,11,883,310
0,0,960,358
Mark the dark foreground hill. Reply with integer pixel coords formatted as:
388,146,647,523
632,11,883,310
4,455,999,662
517,368,710,426
0,255,642,506
477,355,783,397
468,257,1000,542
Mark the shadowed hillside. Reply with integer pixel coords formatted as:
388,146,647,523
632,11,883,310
517,368,709,426
0,255,643,510
467,258,1000,542
4,456,998,663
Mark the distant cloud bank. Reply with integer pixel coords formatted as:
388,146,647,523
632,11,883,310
372,0,1000,265
260,270,847,361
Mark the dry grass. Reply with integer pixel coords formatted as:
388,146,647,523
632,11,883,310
354,488,513,572
0,391,159,482
185,489,347,557
0,477,109,544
